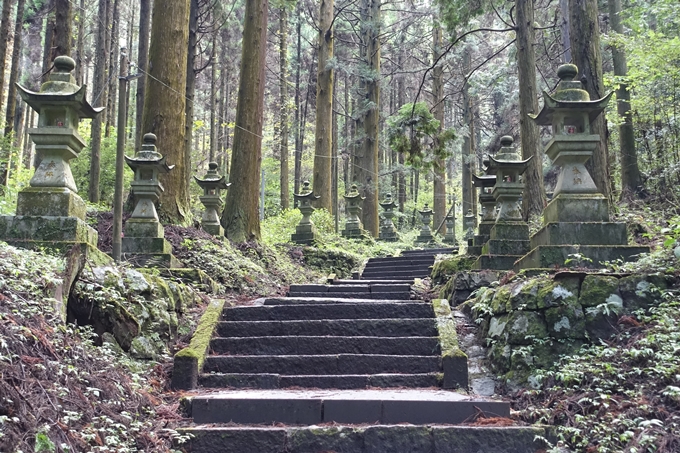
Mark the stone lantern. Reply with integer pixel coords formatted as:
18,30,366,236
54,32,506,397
515,63,648,269
379,193,399,241
463,209,475,244
415,204,434,243
443,203,457,246
469,160,497,255
291,181,320,244
122,133,181,268
194,162,230,236
474,136,532,269
342,184,365,238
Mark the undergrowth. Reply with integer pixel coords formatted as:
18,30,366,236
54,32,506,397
0,242,182,452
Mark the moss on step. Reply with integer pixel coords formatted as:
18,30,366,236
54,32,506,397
432,298,468,389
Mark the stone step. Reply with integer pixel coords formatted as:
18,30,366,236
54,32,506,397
286,291,412,299
215,319,438,337
222,303,432,321
262,296,421,305
203,354,441,375
180,425,545,453
198,372,442,389
361,269,432,279
402,248,457,255
210,335,440,356
186,389,510,425
332,278,415,285
363,260,433,270
474,254,522,271
363,258,434,266
290,283,412,293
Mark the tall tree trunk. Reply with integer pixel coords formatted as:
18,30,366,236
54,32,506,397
185,0,198,188
209,36,217,162
609,0,642,198
461,48,473,220
432,21,446,231
42,19,55,84
105,0,119,134
53,0,72,58
279,7,290,209
569,0,611,200
516,0,546,218
293,1,302,196
75,0,85,84
1,0,24,187
218,27,229,170
355,0,380,237
135,0,151,150
559,0,571,62
396,41,406,213
312,0,333,211
88,0,110,202
142,0,191,224
0,0,14,116
220,0,268,241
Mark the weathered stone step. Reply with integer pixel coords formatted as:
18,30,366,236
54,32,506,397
361,269,432,279
402,247,457,255
365,255,435,264
223,303,431,321
261,296,420,305
203,354,441,375
180,425,545,453
290,283,412,293
285,291,412,299
363,261,433,270
198,372,442,389
186,389,510,425
332,278,415,285
215,318,438,337
210,335,440,356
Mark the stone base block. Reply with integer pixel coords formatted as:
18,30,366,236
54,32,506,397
489,222,529,241
122,237,172,254
482,239,530,256
478,222,494,237
473,234,489,247
443,236,458,246
201,223,224,237
123,252,183,268
474,254,522,270
415,234,434,243
543,194,609,223
531,222,628,248
379,231,399,241
124,219,164,238
0,215,98,245
342,228,364,239
291,231,317,245
16,188,86,219
467,245,483,256
514,244,650,271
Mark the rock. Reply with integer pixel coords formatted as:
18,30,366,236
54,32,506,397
545,301,586,339
130,336,158,360
619,274,666,311
579,274,620,308
505,311,548,345
471,377,496,396
508,278,542,310
92,266,124,289
124,269,152,295
537,277,579,309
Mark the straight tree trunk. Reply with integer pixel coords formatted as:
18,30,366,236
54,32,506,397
218,27,229,169
396,44,406,213
88,0,110,202
135,0,151,150
53,0,72,58
106,0,120,134
432,22,446,230
312,0,334,211
516,0,546,218
609,0,642,198
75,0,85,84
355,0,380,237
42,19,55,84
0,0,15,116
559,0,571,62
185,0,198,187
461,48,473,220
220,0,268,241
569,0,611,200
293,1,302,196
279,7,290,209
209,37,217,162
142,0,192,224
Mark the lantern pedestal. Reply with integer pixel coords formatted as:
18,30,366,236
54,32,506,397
415,204,434,244
292,181,320,245
342,184,366,239
194,162,230,236
379,194,399,242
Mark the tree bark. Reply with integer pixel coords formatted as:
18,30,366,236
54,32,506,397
432,21,446,231
88,0,110,202
569,0,611,200
516,0,546,219
461,48,473,221
105,0,119,134
312,0,334,211
185,0,198,189
355,0,380,237
220,0,268,241
559,0,571,62
609,0,642,198
53,0,72,58
293,1,302,197
279,7,290,210
0,0,14,116
142,0,192,224
209,36,217,162
75,0,85,84
135,0,151,150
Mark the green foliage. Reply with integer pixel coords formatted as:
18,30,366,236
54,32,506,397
434,0,487,36
387,102,455,169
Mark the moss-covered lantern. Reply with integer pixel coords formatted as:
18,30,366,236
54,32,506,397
415,203,434,243
291,181,320,244
379,193,399,242
194,162,230,236
342,184,365,238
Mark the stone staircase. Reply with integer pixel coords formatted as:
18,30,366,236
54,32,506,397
175,257,548,452
360,247,457,280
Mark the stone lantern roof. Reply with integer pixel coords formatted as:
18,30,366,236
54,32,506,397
194,162,230,191
125,133,174,175
487,136,532,175
17,56,102,119
344,184,365,201
379,193,397,210
294,181,320,202
531,64,613,127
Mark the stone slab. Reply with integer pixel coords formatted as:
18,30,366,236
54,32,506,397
222,303,433,321
489,222,529,241
124,219,164,238
482,239,530,256
543,194,609,223
531,222,628,247
198,373,280,389
262,296,418,305
324,399,382,423
180,427,286,453
474,255,522,271
0,215,98,245
191,397,322,424
286,291,411,300
123,252,183,269
515,245,650,271
121,237,172,254
433,426,549,453
15,188,86,219
364,425,434,453
216,319,438,338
